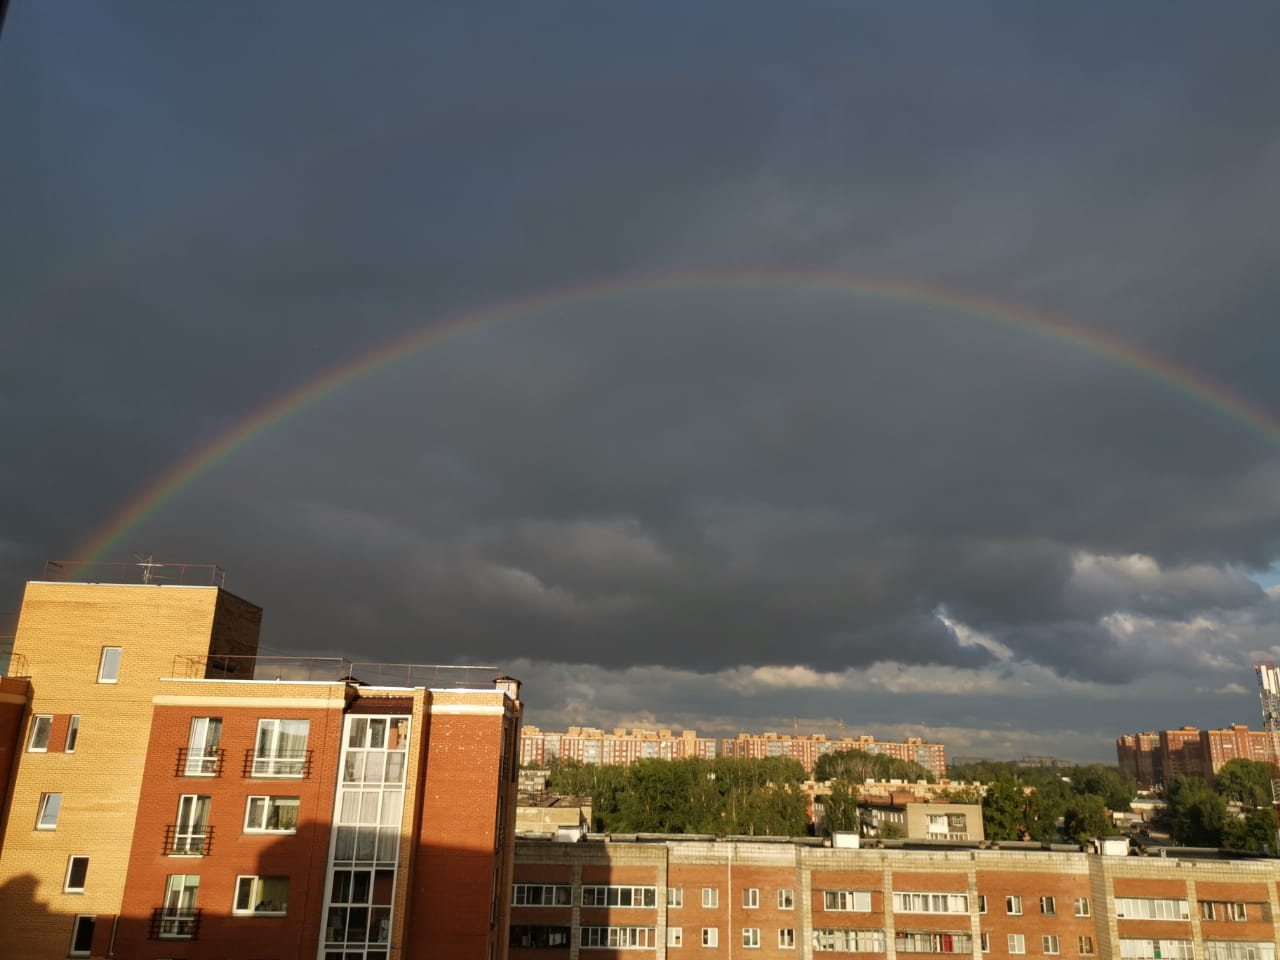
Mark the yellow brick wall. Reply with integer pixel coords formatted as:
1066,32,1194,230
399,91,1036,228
0,581,260,959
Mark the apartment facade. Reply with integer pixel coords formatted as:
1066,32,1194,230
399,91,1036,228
722,734,948,780
0,569,522,960
1116,727,1274,790
512,835,1280,960
521,727,717,768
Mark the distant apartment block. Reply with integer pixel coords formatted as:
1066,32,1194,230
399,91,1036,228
519,725,716,767
722,732,948,779
0,563,523,960
1116,724,1273,789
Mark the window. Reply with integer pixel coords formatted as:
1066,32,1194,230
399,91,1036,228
897,932,975,954
1041,897,1056,916
669,887,683,908
1079,937,1095,956
159,874,200,939
37,792,61,829
1205,943,1277,960
743,888,760,909
64,856,89,893
826,890,873,912
703,928,718,947
172,795,210,855
778,888,794,910
579,926,656,948
514,884,572,906
743,927,761,948
814,929,887,952
894,892,969,914
669,927,683,947
253,719,310,777
702,887,718,908
98,646,122,683
1119,940,1195,960
982,934,991,953
780,928,796,949
1074,898,1091,918
1007,896,1023,916
1044,936,1061,955
184,717,222,775
70,915,95,956
27,715,52,752
1202,901,1250,922
581,885,657,907
1009,935,1026,955
244,796,299,833
65,715,80,753
510,925,571,948
233,875,289,915
1114,899,1190,921
979,895,988,914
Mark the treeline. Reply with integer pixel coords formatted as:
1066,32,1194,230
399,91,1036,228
1164,760,1276,852
946,760,1139,844
813,750,936,784
545,756,810,836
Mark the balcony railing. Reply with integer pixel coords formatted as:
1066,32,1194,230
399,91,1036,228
150,908,202,940
171,654,502,688
164,825,214,857
176,747,225,777
43,559,227,587
243,749,314,779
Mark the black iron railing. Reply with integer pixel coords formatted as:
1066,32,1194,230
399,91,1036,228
243,748,314,779
164,825,214,857
150,908,202,940
175,747,225,777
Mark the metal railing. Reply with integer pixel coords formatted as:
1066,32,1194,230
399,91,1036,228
243,748,314,780
171,654,501,688
175,747,225,778
164,825,214,857
43,559,227,588
150,908,202,940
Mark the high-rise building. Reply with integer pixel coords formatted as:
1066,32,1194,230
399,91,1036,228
0,563,522,960
520,725,716,767
721,732,947,779
1116,724,1273,789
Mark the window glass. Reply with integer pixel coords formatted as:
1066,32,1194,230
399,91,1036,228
28,715,52,751
98,647,122,683
65,716,80,753
65,856,89,892
37,792,62,829
70,916,95,956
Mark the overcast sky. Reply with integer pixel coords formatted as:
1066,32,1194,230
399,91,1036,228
4,3,1280,762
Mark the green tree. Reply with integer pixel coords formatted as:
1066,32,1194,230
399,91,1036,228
1072,764,1136,813
1062,794,1112,842
1214,759,1273,808
815,749,935,784
982,777,1026,841
822,781,860,835
1167,776,1227,847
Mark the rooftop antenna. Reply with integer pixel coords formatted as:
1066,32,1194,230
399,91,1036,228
131,553,164,584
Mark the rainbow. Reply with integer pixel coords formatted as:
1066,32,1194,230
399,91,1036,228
74,268,1280,562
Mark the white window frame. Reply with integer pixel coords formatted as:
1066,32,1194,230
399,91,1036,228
1007,896,1024,916
743,927,761,949
1074,898,1091,918
668,887,683,908
1044,935,1061,955
1079,937,1095,956
702,887,718,908
894,892,970,914
184,717,222,776
65,715,80,753
581,885,657,908
28,714,52,752
36,792,61,830
64,855,89,893
243,795,300,833
160,874,200,939
979,895,988,914
779,888,795,910
69,915,95,957
232,875,289,916
1115,899,1191,921
827,889,873,912
1010,934,1026,955
1041,897,1056,916
743,887,760,909
780,928,796,949
172,794,210,856
513,883,572,906
703,927,719,947
252,718,310,777
982,933,991,953
97,646,122,683
668,927,683,947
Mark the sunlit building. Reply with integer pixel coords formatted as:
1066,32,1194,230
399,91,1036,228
721,732,948,779
520,725,716,767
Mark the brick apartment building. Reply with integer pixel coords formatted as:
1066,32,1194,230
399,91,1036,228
0,565,522,960
510,834,1280,959
521,726,717,767
1116,726,1273,789
721,733,948,780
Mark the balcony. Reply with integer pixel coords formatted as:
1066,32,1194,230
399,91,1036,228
165,825,214,857
176,747,225,777
244,749,314,779
150,908,202,940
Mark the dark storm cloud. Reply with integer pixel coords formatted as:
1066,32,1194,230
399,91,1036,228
3,2,1280,754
